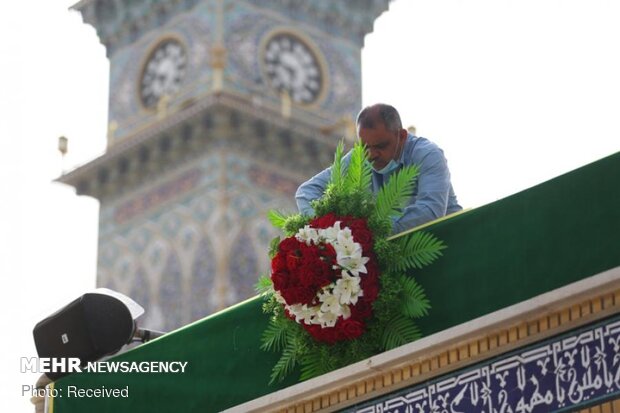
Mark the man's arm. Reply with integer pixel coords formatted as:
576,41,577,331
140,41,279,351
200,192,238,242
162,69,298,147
295,151,353,216
392,149,452,233
295,167,332,216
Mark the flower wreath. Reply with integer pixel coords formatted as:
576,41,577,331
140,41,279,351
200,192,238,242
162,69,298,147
258,142,446,383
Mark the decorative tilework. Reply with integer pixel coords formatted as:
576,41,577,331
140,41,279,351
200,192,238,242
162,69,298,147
129,227,152,254
228,231,259,304
225,6,270,89
160,251,185,331
130,267,151,313
190,237,217,322
231,192,257,219
190,194,217,223
114,169,200,224
248,165,300,195
162,211,183,239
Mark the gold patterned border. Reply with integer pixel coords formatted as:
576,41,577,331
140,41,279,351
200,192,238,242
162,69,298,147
578,398,620,413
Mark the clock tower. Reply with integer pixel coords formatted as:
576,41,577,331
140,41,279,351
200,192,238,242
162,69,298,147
60,0,391,331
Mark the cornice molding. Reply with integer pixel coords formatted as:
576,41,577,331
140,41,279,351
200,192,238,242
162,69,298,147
56,91,340,200
71,0,392,55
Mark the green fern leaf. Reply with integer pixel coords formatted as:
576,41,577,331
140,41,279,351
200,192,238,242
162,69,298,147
255,275,273,296
260,319,289,352
381,314,422,350
268,210,288,229
299,351,329,381
343,142,372,191
374,165,420,221
393,231,446,272
269,342,298,384
329,140,345,190
398,275,431,318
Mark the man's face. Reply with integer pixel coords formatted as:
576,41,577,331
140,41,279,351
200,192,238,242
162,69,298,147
358,123,407,170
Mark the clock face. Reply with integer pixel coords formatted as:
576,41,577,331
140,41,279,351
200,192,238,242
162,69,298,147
263,33,324,105
140,39,187,108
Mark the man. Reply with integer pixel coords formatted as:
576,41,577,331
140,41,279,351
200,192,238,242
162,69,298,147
296,103,461,233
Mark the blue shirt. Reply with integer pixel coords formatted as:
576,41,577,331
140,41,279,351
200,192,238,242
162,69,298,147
295,134,462,233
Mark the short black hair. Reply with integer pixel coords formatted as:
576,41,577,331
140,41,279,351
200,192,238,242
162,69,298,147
356,103,402,132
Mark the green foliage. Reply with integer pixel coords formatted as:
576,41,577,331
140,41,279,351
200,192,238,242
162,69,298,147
367,214,392,239
372,272,401,323
329,140,345,192
375,165,420,221
381,314,422,350
398,275,430,318
267,210,287,229
261,318,289,352
343,142,372,192
282,214,310,236
299,346,333,381
313,190,374,219
392,231,446,272
255,275,273,297
269,340,299,384
261,294,281,316
268,236,281,259
373,238,399,269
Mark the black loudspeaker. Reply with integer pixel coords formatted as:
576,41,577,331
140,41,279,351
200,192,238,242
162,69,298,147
33,293,136,380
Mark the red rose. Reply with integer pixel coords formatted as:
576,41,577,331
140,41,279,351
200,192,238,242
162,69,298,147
297,265,317,288
365,256,379,278
291,286,315,305
312,271,332,290
279,236,300,253
310,213,338,229
271,270,289,291
286,253,301,270
321,243,337,259
271,253,287,272
354,229,373,251
339,216,358,229
351,299,373,319
300,245,321,268
304,325,323,342
346,219,374,250
362,282,379,302
340,319,365,340
305,324,336,344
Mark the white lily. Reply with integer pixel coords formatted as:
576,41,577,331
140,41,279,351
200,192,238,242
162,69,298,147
318,291,342,315
337,227,353,243
333,272,364,305
317,310,338,328
296,225,319,245
318,221,341,243
337,253,369,276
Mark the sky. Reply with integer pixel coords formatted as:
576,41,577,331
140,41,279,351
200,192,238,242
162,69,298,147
1,0,619,411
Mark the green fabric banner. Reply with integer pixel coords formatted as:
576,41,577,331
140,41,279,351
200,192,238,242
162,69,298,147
51,152,620,413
